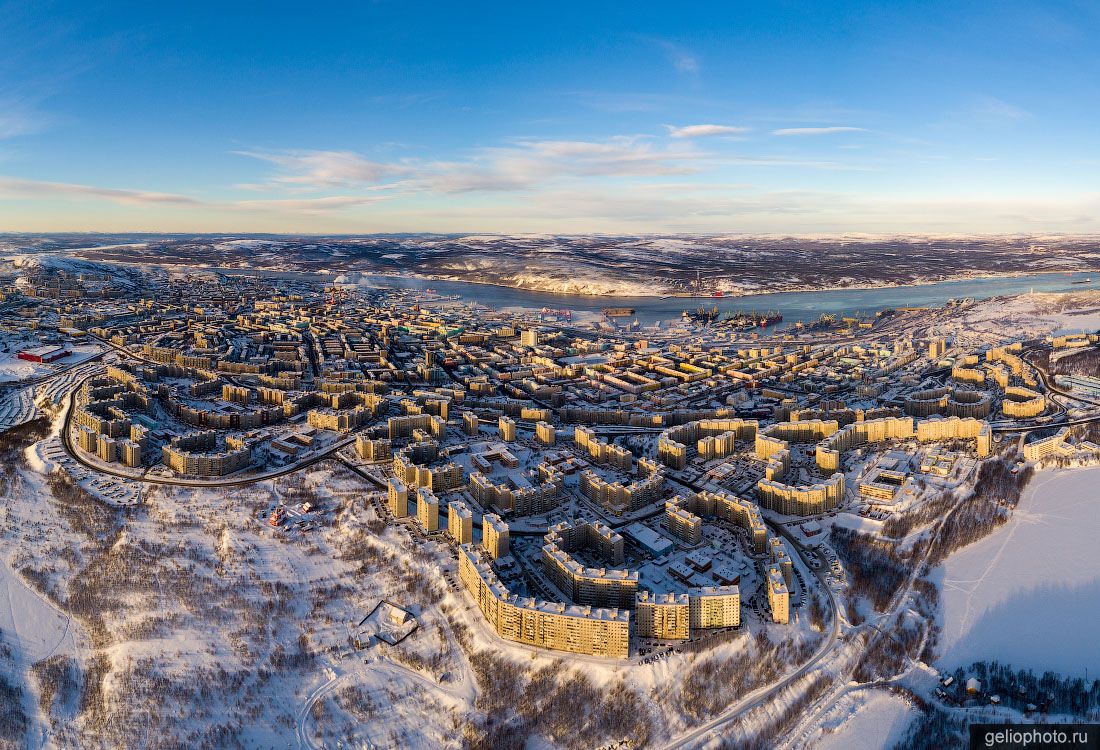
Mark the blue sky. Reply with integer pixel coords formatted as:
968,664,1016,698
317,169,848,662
1,0,1098,233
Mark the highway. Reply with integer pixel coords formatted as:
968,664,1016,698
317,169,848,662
988,344,1100,434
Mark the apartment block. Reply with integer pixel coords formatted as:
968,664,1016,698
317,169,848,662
635,590,690,640
448,501,474,544
416,487,439,532
482,513,510,559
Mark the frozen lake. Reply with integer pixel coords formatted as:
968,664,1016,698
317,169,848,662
938,466,1100,678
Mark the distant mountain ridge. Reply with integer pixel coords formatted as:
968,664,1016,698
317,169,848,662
3,233,1098,297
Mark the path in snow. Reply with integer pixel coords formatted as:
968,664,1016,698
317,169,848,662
0,558,74,665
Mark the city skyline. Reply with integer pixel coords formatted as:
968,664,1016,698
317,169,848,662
2,0,1100,233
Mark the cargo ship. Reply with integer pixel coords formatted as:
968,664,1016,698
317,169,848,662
682,305,722,323
723,310,783,328
602,307,636,317
715,309,783,328
683,307,783,327
795,313,839,332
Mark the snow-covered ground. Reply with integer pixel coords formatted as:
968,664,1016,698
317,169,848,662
814,689,917,750
0,558,78,667
0,357,39,383
956,291,1100,339
0,344,102,384
938,466,1100,678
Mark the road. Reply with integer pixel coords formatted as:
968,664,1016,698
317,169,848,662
989,344,1100,433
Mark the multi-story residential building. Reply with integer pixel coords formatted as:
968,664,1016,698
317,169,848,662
96,434,118,463
915,416,992,457
541,523,637,609
161,431,252,476
355,435,392,461
392,441,465,492
416,487,439,532
574,426,634,470
657,418,759,468
545,520,624,565
688,586,741,629
635,590,690,640
1023,426,1072,462
535,420,556,446
767,565,790,624
482,513,509,559
459,545,630,659
756,473,845,516
1002,386,1046,418
498,415,516,442
387,477,409,518
667,491,767,554
468,466,563,516
462,411,480,436
448,501,473,544
578,468,666,514
664,501,702,545
120,439,142,467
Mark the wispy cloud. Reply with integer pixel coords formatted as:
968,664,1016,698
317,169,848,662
0,95,50,140
0,111,41,140
972,95,1031,122
237,138,708,195
236,195,392,214
425,138,706,193
649,38,700,75
666,124,749,139
0,175,394,216
772,126,866,136
0,176,205,206
233,149,410,189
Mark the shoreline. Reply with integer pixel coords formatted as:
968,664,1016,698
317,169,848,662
165,262,1100,301
18,251,1099,301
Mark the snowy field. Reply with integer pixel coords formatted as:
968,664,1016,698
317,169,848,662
0,558,78,667
0,344,102,384
814,689,917,750
956,291,1100,339
938,466,1100,678
0,356,38,383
